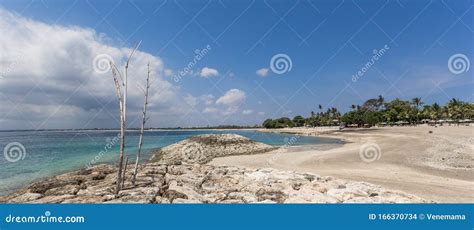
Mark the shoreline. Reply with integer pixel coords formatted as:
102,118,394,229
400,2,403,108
210,126,474,203
1,126,471,203
0,128,340,196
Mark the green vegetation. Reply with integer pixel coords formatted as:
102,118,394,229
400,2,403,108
262,96,474,128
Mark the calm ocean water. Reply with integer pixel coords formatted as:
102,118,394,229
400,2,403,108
0,130,343,195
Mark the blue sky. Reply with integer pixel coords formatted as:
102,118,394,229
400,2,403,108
0,0,472,129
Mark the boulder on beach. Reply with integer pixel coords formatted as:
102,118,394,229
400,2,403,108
150,134,277,164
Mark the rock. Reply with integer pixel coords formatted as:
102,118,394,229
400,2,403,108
118,186,159,197
30,195,75,203
9,193,42,203
164,180,201,201
0,162,428,204
44,184,80,196
61,195,112,204
172,198,203,204
76,184,113,196
28,178,79,194
153,197,171,204
150,134,277,164
105,196,154,204
284,185,339,203
256,188,287,203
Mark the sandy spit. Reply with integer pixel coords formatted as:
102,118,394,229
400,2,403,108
209,126,474,203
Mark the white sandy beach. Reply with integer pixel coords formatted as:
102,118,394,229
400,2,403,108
209,126,474,203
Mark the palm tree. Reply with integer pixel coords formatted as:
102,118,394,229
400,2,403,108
411,97,423,123
411,97,423,110
377,95,385,110
447,98,462,120
431,103,441,120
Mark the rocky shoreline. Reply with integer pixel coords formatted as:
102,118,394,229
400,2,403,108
0,134,429,203
150,134,277,164
0,163,427,203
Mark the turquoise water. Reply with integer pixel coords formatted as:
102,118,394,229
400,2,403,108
0,130,342,195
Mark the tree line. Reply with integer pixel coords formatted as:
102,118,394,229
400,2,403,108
262,96,474,128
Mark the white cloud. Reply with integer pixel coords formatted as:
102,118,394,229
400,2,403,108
256,68,269,77
257,111,265,115
201,89,247,116
242,109,253,115
216,89,246,106
164,69,173,77
184,94,197,108
201,94,215,105
0,8,193,129
222,106,239,116
200,67,219,78
203,107,219,114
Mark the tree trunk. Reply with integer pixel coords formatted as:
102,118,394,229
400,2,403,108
122,156,129,189
111,42,141,195
115,104,125,194
132,63,151,186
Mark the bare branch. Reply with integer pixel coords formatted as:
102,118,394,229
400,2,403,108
110,62,123,103
125,41,142,69
110,62,124,85
132,61,151,186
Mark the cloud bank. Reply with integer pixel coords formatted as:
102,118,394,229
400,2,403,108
0,9,203,129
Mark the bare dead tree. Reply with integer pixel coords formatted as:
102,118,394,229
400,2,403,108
122,156,129,189
109,42,141,194
110,63,125,195
132,63,151,186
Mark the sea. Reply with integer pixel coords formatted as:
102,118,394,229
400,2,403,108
0,129,343,195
